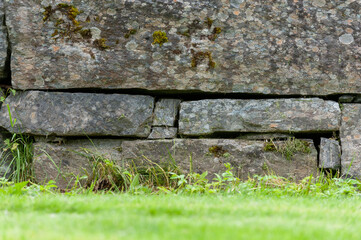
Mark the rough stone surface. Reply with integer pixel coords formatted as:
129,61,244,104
340,104,361,178
148,127,177,139
120,139,318,181
179,98,341,136
0,91,154,137
6,0,361,95
319,138,341,170
33,138,318,186
33,140,123,189
153,99,181,127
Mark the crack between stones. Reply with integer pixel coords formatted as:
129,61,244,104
5,87,352,103
2,8,11,87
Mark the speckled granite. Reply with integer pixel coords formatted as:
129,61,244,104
319,138,341,170
0,91,154,137
5,0,361,94
340,104,361,178
33,138,318,188
179,98,341,136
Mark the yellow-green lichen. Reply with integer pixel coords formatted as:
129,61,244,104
213,27,222,34
209,145,228,158
208,27,222,41
191,51,216,70
93,38,110,50
152,31,168,46
206,17,213,28
124,29,137,39
80,29,92,39
43,4,87,41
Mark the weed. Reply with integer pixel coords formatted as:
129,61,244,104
2,135,33,183
264,138,311,160
0,91,34,183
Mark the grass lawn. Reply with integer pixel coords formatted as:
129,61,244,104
0,194,360,240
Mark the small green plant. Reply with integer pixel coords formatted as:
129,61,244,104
264,138,311,160
152,31,168,46
0,90,34,183
2,133,33,183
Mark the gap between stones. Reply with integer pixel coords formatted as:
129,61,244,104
0,8,11,87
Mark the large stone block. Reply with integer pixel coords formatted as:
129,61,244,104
33,140,122,189
33,138,318,188
0,91,154,137
340,105,361,178
120,139,318,181
5,0,361,95
319,138,341,170
179,98,340,136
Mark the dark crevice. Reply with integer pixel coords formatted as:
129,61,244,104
2,10,11,86
319,169,341,178
179,131,336,139
12,87,350,102
33,135,149,143
30,131,338,142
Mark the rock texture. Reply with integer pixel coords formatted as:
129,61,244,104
179,98,340,136
119,139,318,181
319,138,341,170
5,0,361,95
33,140,122,189
33,138,318,187
148,127,178,139
153,99,181,126
340,104,361,178
0,91,154,137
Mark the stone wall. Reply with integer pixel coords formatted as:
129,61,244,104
0,0,361,188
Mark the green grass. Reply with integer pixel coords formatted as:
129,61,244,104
1,194,361,240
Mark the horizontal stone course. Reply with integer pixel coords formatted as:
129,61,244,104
0,91,154,137
179,98,341,136
5,0,361,95
33,138,318,188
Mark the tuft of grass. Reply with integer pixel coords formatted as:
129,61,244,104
1,134,34,183
264,137,311,160
73,148,179,193
0,95,34,183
